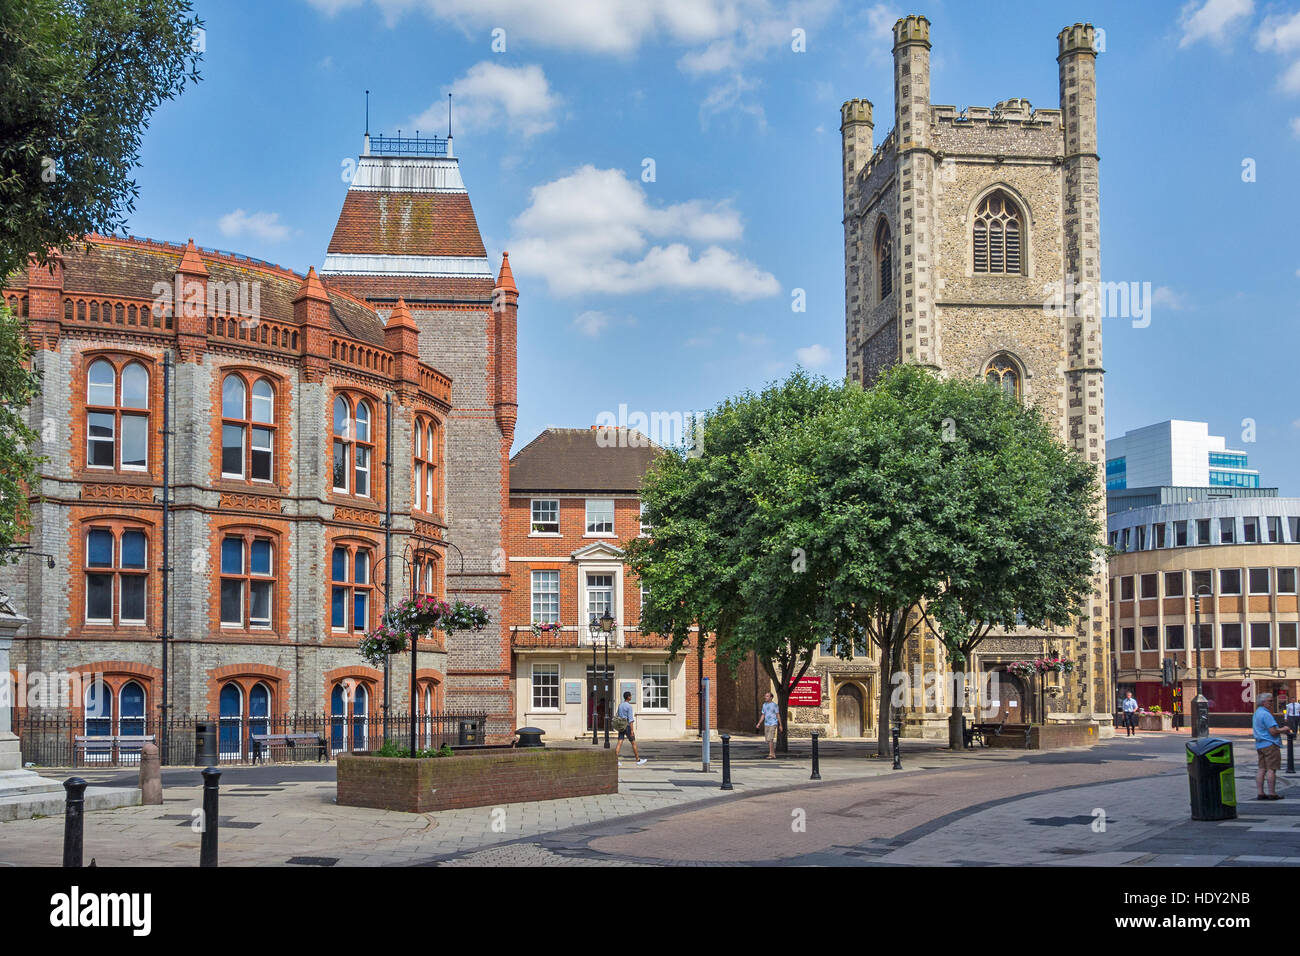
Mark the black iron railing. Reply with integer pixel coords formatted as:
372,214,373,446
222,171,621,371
14,711,488,768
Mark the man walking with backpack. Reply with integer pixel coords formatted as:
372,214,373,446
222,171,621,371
613,690,647,766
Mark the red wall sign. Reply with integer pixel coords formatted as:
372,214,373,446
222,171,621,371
788,676,822,707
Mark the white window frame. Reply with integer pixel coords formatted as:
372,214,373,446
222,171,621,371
639,500,651,537
531,570,560,624
641,663,669,711
1219,568,1242,596
531,498,560,535
585,498,615,536
1248,568,1271,596
1250,621,1272,650
532,664,560,711
1281,622,1299,649
1277,567,1297,595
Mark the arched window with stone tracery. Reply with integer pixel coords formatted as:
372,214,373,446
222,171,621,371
875,219,893,300
984,353,1022,401
973,190,1024,275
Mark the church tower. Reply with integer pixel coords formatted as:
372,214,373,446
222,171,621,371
324,132,516,734
841,16,1109,725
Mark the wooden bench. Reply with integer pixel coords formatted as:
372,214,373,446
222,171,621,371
966,721,1004,748
74,734,154,764
249,732,328,764
986,722,1035,747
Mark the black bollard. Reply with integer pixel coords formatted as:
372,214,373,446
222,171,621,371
200,766,221,868
810,732,822,780
891,723,902,771
1288,731,1296,776
62,777,87,868
720,734,733,790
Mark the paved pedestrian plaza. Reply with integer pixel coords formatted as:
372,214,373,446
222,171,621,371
2,730,1295,867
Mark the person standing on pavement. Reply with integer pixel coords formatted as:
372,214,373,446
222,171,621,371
1254,692,1284,800
1120,691,1138,736
756,691,783,759
613,691,647,766
1286,697,1300,735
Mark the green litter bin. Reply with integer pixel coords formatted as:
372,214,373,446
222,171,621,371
1187,737,1237,820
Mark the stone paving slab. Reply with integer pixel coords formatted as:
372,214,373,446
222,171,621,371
1,741,1000,867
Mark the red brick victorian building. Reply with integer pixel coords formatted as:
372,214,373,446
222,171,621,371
2,133,518,747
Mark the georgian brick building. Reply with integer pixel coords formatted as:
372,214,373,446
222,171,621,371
506,428,717,739
2,133,517,745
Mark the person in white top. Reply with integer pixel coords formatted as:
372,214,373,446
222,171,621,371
1285,698,1300,735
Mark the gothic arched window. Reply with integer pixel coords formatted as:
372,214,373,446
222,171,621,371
973,191,1023,274
875,220,893,300
984,354,1022,401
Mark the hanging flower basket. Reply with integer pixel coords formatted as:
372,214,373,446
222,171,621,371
358,596,490,666
1034,656,1075,675
1006,661,1038,680
530,622,563,639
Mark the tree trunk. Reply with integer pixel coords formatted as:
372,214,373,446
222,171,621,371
877,648,893,757
948,704,964,750
777,690,790,754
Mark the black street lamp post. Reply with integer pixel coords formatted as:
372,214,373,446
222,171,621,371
589,611,615,748
1193,585,1211,738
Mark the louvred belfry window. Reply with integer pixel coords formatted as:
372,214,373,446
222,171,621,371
875,220,893,300
973,191,1023,275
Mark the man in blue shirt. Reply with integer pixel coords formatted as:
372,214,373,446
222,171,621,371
755,692,783,759
613,691,647,766
1120,692,1138,737
1253,692,1283,800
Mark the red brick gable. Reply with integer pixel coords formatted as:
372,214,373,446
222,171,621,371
326,192,487,258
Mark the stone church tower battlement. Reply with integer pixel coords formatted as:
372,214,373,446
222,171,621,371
840,16,1110,724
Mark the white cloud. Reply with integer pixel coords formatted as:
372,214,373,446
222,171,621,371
509,165,778,300
303,0,364,14
737,331,770,346
1258,9,1300,52
863,3,899,47
1290,117,1300,137
306,0,835,132
573,311,610,336
411,62,561,140
218,209,292,242
310,0,745,54
1151,286,1188,311
1178,0,1254,48
795,343,832,367
318,55,334,70
698,72,767,130
1280,59,1300,94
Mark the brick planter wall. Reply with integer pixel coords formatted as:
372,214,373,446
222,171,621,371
983,722,1100,750
336,747,617,813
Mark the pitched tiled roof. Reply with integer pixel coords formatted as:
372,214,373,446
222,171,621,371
510,428,663,494
326,192,486,257
44,237,387,345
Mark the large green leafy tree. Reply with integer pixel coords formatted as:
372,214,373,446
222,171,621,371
626,372,845,752
921,376,1104,749
0,0,201,555
745,367,962,756
632,364,1103,758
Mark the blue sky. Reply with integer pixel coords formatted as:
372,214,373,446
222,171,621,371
125,0,1300,491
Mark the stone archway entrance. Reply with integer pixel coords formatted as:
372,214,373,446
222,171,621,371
836,683,864,737
989,670,1029,723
